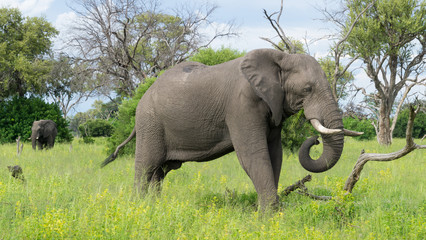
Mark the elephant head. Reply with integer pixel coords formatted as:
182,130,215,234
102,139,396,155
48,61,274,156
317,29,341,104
241,49,361,173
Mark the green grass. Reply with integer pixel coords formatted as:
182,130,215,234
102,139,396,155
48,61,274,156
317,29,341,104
0,138,424,239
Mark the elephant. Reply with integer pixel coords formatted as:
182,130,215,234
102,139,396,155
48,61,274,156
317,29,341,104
102,49,361,210
31,120,57,150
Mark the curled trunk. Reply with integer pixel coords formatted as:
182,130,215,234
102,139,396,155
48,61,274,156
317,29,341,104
299,116,344,173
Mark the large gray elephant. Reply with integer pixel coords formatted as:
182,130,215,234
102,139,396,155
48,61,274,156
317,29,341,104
102,49,361,210
31,120,57,150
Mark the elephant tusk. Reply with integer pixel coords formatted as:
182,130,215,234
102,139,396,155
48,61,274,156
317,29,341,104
310,119,342,135
343,129,364,136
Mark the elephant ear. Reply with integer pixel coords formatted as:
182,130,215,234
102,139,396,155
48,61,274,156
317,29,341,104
240,49,286,126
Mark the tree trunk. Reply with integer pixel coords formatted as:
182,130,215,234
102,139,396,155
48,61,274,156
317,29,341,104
377,100,393,145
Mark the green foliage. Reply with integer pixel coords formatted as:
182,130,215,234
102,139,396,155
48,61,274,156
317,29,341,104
346,0,425,58
189,46,246,66
393,107,425,138
78,119,114,138
281,110,315,153
0,7,58,98
317,57,354,102
0,139,424,239
276,38,307,54
0,96,73,143
343,116,376,140
105,77,157,155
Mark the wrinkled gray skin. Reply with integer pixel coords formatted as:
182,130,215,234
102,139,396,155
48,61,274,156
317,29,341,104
103,49,347,210
31,120,57,150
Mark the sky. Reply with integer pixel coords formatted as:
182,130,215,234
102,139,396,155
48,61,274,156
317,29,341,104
0,0,380,113
0,0,335,55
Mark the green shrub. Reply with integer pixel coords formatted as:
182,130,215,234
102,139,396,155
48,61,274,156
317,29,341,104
0,96,73,143
105,77,157,155
188,46,245,66
78,119,114,137
393,107,425,139
281,110,315,153
342,116,376,140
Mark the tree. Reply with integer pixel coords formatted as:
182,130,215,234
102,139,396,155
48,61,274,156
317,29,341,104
67,0,237,98
345,0,426,145
188,47,245,66
47,54,98,119
318,57,355,103
317,0,376,104
0,8,58,98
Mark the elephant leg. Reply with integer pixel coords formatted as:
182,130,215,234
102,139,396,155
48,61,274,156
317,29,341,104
268,126,283,188
37,141,43,150
48,136,55,148
146,161,183,193
134,129,166,196
228,124,279,211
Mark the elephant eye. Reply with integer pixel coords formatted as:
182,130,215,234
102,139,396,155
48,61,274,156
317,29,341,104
303,86,312,94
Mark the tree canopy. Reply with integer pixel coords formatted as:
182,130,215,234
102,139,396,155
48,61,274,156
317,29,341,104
0,8,58,98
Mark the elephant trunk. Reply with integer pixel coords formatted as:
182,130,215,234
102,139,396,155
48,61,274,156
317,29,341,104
31,132,39,150
32,136,37,150
298,110,344,173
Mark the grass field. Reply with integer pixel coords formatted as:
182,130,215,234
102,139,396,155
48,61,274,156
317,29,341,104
0,138,424,239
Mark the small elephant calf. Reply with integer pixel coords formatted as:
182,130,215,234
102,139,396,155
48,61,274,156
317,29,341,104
7,165,25,182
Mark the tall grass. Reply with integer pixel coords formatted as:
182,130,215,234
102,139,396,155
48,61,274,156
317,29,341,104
0,138,424,239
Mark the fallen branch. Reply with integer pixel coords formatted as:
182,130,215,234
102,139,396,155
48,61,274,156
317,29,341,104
281,174,332,201
344,105,425,193
282,174,312,196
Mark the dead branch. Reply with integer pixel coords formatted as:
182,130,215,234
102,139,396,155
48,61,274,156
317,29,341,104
297,191,332,201
282,175,312,196
344,105,425,193
281,175,332,201
262,0,296,53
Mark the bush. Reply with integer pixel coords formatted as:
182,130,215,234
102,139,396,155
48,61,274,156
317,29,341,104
78,119,114,137
105,77,157,155
281,110,315,153
342,116,376,140
393,107,425,139
0,96,73,143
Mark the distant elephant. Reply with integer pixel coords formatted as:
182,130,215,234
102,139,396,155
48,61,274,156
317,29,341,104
31,120,57,150
102,49,361,210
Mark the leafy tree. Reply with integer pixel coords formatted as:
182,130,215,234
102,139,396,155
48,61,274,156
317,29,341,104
189,47,246,66
344,0,426,145
0,97,73,143
318,57,355,103
47,54,98,118
0,8,58,98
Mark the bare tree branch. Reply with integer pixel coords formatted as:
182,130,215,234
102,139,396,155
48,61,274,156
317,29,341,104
262,0,296,54
344,105,426,193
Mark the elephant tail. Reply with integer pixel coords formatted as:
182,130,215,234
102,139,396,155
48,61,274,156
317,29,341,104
101,127,136,168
